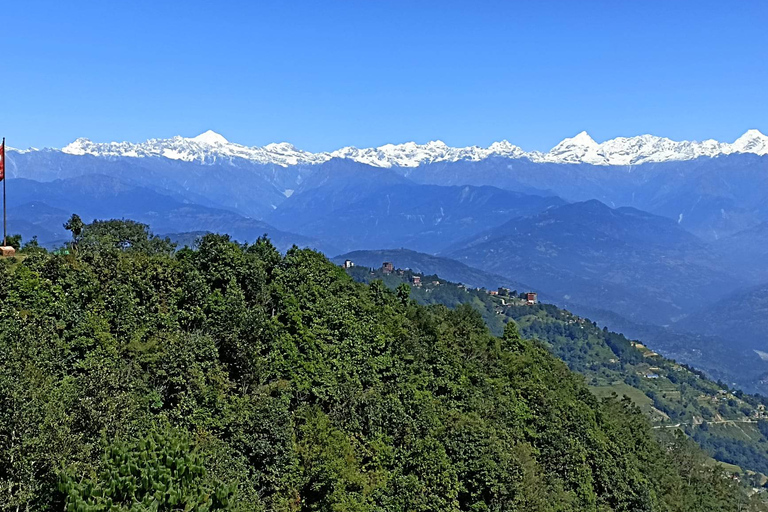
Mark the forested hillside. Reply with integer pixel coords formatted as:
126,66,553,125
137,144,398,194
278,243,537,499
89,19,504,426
0,219,764,510
346,265,768,483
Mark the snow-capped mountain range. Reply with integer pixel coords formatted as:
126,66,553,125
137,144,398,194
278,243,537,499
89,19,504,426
39,128,768,168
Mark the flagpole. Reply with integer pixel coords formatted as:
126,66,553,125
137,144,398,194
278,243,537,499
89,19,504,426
2,137,5,247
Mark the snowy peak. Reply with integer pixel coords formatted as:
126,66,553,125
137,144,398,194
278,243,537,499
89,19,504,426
544,131,602,164
56,129,768,167
570,131,598,147
731,129,768,154
532,129,767,166
62,138,96,156
61,133,330,166
190,130,228,145
327,139,531,168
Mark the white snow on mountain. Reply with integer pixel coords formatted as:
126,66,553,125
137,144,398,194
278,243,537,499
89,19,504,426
190,130,229,145
55,129,768,168
731,129,768,155
328,139,528,167
62,132,329,166
537,131,603,165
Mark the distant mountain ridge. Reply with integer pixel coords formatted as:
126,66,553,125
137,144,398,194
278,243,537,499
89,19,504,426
7,131,768,242
674,283,768,355
6,175,336,253
9,128,768,168
270,181,564,253
396,152,768,240
5,140,768,410
445,199,742,325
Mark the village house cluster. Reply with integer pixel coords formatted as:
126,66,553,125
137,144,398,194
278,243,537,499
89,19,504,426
339,260,542,307
486,286,537,305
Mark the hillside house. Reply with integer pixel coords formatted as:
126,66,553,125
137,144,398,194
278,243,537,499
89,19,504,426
411,275,422,286
343,260,354,269
382,262,394,274
489,290,498,296
526,292,538,305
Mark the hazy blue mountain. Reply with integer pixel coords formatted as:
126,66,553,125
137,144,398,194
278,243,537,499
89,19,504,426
7,150,308,218
395,153,768,240
6,176,334,253
5,219,62,247
10,175,204,221
7,201,71,244
674,284,768,354
266,159,413,230
445,199,742,325
713,222,768,283
273,183,564,253
9,147,768,241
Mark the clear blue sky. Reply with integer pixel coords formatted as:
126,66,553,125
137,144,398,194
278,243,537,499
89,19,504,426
2,0,767,151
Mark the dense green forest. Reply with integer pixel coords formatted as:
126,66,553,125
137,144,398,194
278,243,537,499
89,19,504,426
0,218,766,510
348,266,768,484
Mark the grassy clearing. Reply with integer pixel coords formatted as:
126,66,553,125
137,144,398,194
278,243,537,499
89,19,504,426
589,382,655,413
707,422,764,443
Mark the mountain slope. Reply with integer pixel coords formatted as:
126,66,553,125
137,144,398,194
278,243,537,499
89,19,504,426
7,150,306,218
7,176,334,252
266,159,413,232
9,132,768,241
714,222,768,282
275,184,564,253
334,248,768,396
345,263,768,479
398,153,768,240
674,284,768,355
445,199,742,325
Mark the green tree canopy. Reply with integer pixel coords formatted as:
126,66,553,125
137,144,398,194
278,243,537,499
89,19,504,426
0,220,762,511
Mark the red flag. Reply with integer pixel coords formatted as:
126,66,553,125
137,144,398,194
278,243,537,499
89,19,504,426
0,139,4,182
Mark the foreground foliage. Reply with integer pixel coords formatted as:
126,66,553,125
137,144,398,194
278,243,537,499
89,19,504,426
350,265,768,479
0,220,765,510
59,429,234,511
